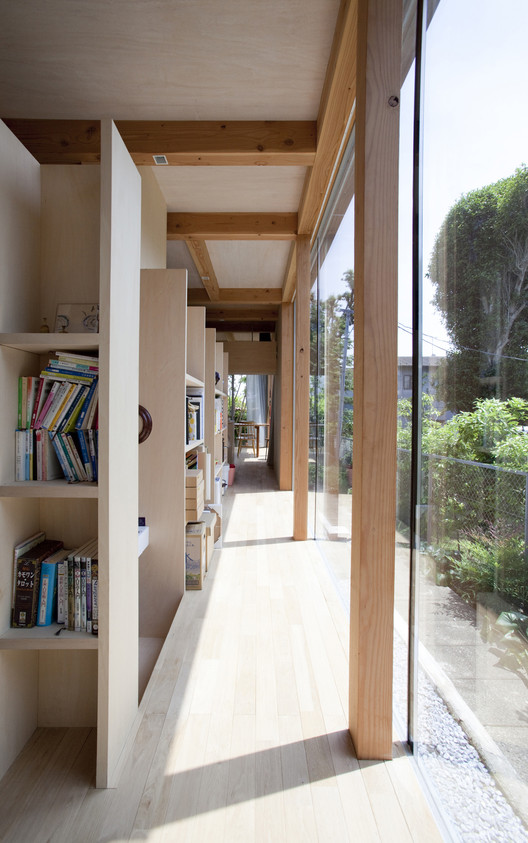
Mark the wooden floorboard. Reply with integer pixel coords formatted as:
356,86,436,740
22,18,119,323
0,453,443,842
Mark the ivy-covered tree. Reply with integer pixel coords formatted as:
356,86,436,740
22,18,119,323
429,166,528,411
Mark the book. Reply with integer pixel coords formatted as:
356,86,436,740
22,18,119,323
56,432,82,481
26,377,40,430
57,384,89,433
76,430,93,481
37,548,70,626
35,380,62,428
10,531,46,624
64,432,87,481
41,382,71,429
55,351,99,366
25,428,35,481
15,430,25,481
75,380,98,431
47,383,81,431
48,358,99,373
32,379,54,428
35,429,63,481
20,377,28,429
91,546,99,636
87,429,98,481
17,377,24,429
12,539,63,628
30,377,45,429
56,556,67,624
49,431,76,482
40,366,96,386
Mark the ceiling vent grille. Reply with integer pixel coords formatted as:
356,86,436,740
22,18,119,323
153,154,169,165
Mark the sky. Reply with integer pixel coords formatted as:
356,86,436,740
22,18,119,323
319,0,528,358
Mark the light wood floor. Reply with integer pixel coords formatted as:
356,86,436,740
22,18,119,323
0,454,443,842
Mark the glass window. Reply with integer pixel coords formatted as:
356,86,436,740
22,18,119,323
309,130,355,603
409,0,528,835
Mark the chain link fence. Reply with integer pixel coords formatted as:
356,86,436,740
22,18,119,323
397,449,528,607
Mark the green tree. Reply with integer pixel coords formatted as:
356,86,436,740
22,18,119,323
429,166,528,411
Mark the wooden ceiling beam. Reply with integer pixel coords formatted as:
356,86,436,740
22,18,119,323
2,119,101,164
188,288,283,305
204,307,278,322
167,212,297,241
2,119,316,166
116,120,316,166
297,0,358,237
205,320,276,334
185,240,220,300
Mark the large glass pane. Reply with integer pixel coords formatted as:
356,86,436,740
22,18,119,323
394,0,418,734
415,0,528,835
309,131,355,605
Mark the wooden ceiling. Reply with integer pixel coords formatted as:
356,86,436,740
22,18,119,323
1,0,358,334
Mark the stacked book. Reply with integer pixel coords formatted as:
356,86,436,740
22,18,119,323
185,468,204,522
11,532,99,634
15,351,99,482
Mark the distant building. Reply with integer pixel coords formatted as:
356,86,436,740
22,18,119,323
398,356,451,420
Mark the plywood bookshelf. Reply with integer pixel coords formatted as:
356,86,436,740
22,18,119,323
0,119,141,788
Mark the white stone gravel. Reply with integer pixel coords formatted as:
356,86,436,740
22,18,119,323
394,632,528,842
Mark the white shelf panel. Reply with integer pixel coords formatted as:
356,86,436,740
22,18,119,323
0,333,100,354
185,439,204,454
186,374,204,388
0,480,98,498
215,389,228,398
0,625,98,650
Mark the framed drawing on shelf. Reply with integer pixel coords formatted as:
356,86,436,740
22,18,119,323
55,303,99,333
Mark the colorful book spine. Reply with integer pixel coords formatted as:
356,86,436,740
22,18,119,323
76,430,93,481
12,539,63,628
56,558,67,624
30,378,45,429
49,432,75,482
74,379,98,431
10,531,46,625
57,385,89,433
26,377,40,430
15,430,25,481
35,380,61,428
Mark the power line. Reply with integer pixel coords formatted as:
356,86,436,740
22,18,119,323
397,323,528,363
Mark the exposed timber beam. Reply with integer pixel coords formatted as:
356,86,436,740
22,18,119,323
2,119,101,164
185,240,220,300
204,321,276,334
188,288,283,306
204,307,278,322
297,0,358,238
282,243,297,302
116,120,317,166
2,119,316,166
167,212,297,241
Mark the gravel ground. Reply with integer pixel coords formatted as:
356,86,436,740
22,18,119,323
394,632,528,842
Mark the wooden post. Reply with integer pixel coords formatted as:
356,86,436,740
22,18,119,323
349,0,402,759
279,302,294,490
293,235,311,540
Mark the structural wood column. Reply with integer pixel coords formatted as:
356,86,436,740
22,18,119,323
349,0,402,759
293,235,311,539
279,302,294,490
